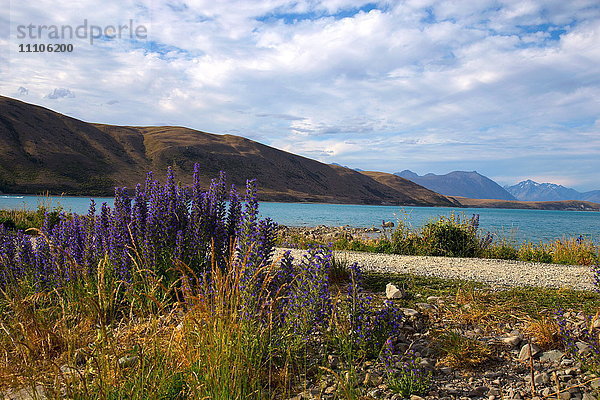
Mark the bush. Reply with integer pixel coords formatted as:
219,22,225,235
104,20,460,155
550,237,598,266
390,227,422,255
420,213,479,257
374,239,393,253
517,242,552,263
484,242,519,260
0,205,62,232
348,239,371,252
277,213,598,267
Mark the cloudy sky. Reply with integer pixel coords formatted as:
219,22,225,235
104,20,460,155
1,0,599,191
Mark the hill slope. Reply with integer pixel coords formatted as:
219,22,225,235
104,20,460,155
395,170,516,200
0,96,454,206
360,171,462,206
582,191,600,203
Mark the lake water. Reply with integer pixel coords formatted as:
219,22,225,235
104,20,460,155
1,195,598,244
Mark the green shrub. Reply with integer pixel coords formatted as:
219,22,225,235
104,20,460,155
387,368,431,398
420,213,479,257
517,242,553,263
484,242,519,260
374,239,393,253
348,240,371,252
390,220,424,255
0,205,63,232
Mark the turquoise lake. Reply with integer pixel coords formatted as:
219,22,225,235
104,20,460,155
1,195,598,244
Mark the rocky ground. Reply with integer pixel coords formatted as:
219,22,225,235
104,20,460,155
278,225,384,244
3,228,598,400
4,289,597,400
276,230,599,400
288,288,600,400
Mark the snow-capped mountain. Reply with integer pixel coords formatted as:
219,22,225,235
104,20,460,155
505,180,600,202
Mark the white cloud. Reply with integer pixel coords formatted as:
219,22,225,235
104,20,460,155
45,88,75,99
1,0,599,190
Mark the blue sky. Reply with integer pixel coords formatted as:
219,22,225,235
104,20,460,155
1,0,599,191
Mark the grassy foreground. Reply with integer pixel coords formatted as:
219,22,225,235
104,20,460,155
0,167,415,399
3,263,600,399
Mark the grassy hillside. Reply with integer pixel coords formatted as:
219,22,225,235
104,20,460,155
0,96,454,206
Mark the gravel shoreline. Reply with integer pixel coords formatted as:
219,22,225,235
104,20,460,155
276,248,595,290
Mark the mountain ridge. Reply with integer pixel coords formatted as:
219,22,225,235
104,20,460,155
0,95,454,207
395,170,516,201
505,180,600,203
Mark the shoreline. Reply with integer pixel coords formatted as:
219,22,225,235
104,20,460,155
0,192,598,212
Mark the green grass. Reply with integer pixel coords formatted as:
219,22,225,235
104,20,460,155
363,271,484,299
362,271,600,315
0,203,64,232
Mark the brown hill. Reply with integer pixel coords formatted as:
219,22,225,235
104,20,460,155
0,96,455,206
360,171,462,207
449,197,600,211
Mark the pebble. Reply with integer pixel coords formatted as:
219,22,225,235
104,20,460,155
526,372,550,385
327,354,339,368
400,308,420,317
415,302,435,311
1,385,46,400
386,283,405,299
576,341,593,355
118,355,139,368
540,350,564,363
501,335,522,347
467,386,488,397
518,343,541,360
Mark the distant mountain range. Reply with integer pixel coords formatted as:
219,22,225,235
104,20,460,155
395,170,517,200
0,96,455,207
505,180,600,203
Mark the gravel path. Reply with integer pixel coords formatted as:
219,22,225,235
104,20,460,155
275,248,595,290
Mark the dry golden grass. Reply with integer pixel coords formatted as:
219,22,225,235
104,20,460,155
0,253,277,398
550,237,598,266
435,287,523,334
433,330,493,369
523,316,561,350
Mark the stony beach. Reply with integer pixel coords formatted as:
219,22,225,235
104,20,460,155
276,248,595,290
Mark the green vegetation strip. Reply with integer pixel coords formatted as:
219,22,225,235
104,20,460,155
279,212,599,267
363,271,600,315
